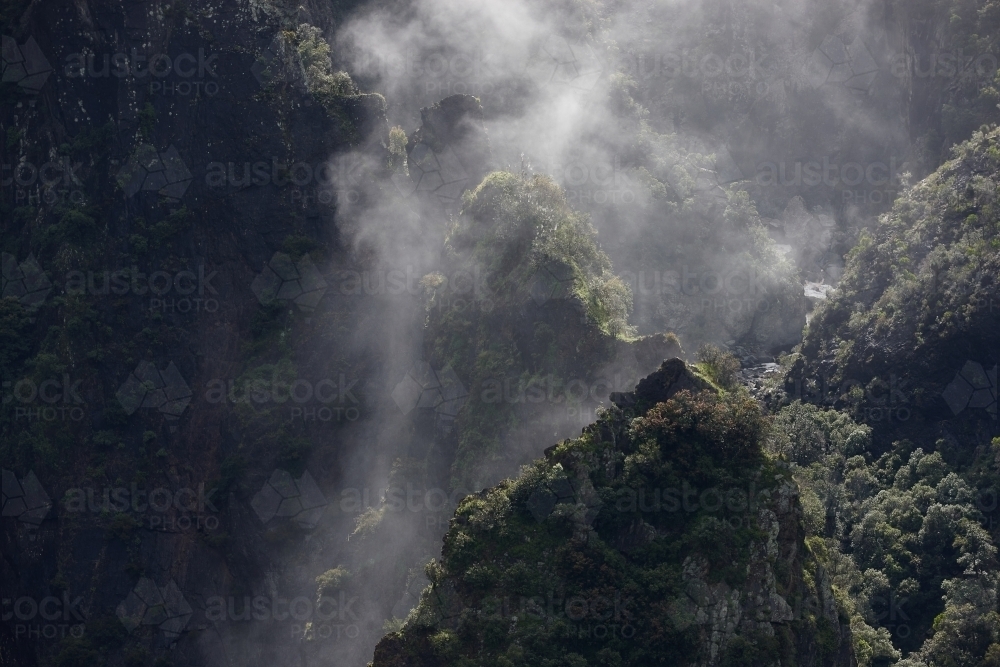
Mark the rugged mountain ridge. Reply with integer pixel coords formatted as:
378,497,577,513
768,126,1000,667
371,360,854,667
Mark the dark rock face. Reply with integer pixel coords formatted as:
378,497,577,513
610,357,711,410
411,96,490,167
1,3,393,666
403,95,493,201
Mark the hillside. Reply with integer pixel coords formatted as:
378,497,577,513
373,360,854,667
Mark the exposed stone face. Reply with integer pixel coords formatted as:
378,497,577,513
1,2,392,666
661,480,846,667
403,94,493,202
610,357,712,410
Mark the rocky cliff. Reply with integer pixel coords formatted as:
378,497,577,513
372,360,854,667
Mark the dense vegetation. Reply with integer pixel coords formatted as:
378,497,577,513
788,127,1000,440
374,360,852,667
772,402,1000,666
430,171,635,490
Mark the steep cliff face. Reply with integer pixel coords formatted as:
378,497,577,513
372,360,854,667
1,2,395,666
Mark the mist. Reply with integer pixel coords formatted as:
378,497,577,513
315,0,910,663
4,0,991,664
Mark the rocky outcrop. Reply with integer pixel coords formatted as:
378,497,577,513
371,360,854,667
609,356,711,410
397,95,493,205
409,96,491,178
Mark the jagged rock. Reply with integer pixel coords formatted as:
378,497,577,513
616,519,658,553
405,94,493,199
610,357,712,410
